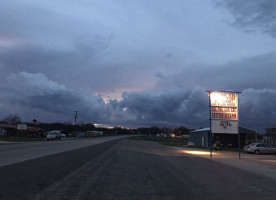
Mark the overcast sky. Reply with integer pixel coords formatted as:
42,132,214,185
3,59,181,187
0,0,276,133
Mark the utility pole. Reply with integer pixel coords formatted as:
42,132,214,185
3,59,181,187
74,111,78,125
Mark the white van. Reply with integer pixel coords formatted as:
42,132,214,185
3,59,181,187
46,131,62,141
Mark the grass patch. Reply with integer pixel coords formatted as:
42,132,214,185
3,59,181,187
127,136,151,141
128,135,188,146
158,142,186,147
0,136,45,142
220,147,240,152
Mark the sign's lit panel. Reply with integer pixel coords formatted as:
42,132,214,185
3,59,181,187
209,91,239,134
210,92,238,107
211,120,238,134
211,107,238,120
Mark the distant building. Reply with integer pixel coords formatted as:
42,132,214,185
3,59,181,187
189,127,257,148
32,119,40,125
86,131,103,137
0,124,15,136
75,132,86,137
266,125,276,146
0,123,43,137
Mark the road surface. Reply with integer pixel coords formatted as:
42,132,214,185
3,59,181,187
0,139,275,200
0,135,129,167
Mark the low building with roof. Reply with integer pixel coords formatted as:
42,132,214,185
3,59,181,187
0,124,17,136
189,126,257,148
266,125,276,146
0,123,44,137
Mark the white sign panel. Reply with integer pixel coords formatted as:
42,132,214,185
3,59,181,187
17,124,27,130
211,120,238,134
210,91,239,134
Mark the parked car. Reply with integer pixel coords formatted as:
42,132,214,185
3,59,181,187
46,131,62,141
243,143,276,154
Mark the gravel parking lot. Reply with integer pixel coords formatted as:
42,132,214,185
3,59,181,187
172,146,276,180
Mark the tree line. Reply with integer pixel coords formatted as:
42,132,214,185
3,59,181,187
1,114,190,136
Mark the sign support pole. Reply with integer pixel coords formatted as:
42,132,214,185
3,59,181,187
238,94,241,159
208,91,212,158
238,130,241,159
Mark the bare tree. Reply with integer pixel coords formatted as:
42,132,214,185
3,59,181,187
3,114,22,123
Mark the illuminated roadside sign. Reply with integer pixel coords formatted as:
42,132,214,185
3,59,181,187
209,91,239,134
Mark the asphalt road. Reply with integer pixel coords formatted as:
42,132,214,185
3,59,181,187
1,139,276,200
0,136,130,166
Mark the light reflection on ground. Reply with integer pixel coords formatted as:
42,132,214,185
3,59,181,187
182,150,217,156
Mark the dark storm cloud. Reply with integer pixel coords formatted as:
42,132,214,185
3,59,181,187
0,71,275,133
115,88,209,128
0,72,107,123
217,0,276,37
0,71,210,128
114,87,276,133
0,45,71,74
156,52,276,91
240,89,276,132
107,86,276,133
0,34,112,75
0,32,158,94
0,34,120,93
